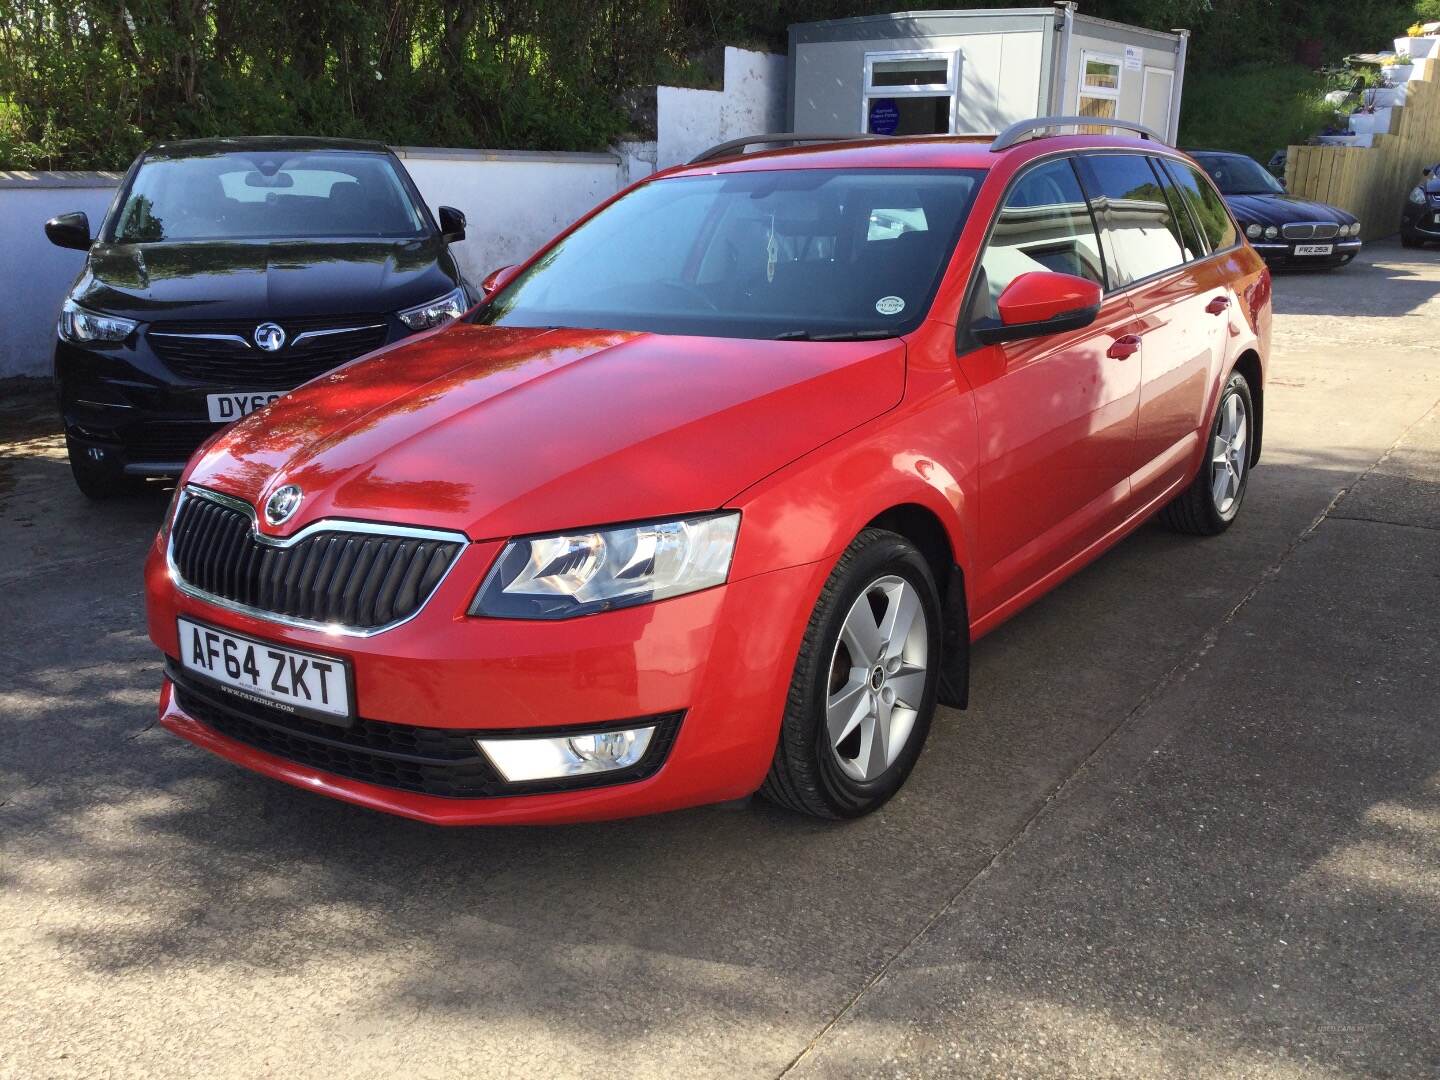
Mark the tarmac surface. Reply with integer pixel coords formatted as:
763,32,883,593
2,241,1437,1078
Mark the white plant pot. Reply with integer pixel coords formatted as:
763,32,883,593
1382,63,1415,83
1397,35,1440,59
1367,84,1408,108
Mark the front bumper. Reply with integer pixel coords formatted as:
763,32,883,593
146,537,826,825
1401,204,1440,239
56,321,413,478
1250,238,1361,267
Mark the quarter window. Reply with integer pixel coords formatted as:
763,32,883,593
1163,160,1239,253
1079,154,1188,287
972,157,1105,322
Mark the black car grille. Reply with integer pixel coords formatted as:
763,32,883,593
1281,222,1340,240
170,666,683,799
170,489,464,631
148,315,389,389
120,421,215,462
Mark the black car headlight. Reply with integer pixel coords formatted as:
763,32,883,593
470,513,740,619
59,299,136,343
1410,186,1427,206
1244,223,1263,240
397,287,467,331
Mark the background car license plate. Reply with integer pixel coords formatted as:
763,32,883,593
207,392,284,423
177,617,351,722
1294,243,1333,256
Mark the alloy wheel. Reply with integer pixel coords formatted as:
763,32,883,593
1211,391,1248,516
825,575,929,782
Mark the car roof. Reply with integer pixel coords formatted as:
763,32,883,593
146,136,391,159
660,132,1182,179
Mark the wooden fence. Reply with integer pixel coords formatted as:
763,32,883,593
1286,57,1440,240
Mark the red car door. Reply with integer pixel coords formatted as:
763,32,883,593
1075,152,1225,508
959,156,1143,620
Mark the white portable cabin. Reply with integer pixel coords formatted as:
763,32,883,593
788,3,1188,143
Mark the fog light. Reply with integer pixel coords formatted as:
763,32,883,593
477,725,656,783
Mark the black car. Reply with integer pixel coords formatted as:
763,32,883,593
1187,150,1362,268
1401,163,1440,247
45,136,472,497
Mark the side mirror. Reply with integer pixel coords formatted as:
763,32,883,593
973,271,1103,345
45,211,92,251
480,264,518,295
437,205,466,242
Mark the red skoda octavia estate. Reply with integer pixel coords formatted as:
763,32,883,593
146,121,1271,824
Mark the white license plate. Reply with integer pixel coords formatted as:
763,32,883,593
1293,243,1334,256
178,618,351,722
1432,212,1440,225
206,391,285,423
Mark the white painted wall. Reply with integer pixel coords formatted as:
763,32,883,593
656,48,787,169
0,173,123,381
0,150,624,378
392,147,622,281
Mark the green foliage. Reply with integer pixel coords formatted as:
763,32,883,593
1178,64,1338,161
0,0,1433,170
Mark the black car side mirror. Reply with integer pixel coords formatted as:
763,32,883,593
438,206,466,243
45,211,92,251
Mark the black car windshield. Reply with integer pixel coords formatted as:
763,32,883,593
108,151,428,242
1192,153,1284,196
479,168,983,339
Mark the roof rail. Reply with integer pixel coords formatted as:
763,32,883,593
688,132,887,166
990,116,1166,153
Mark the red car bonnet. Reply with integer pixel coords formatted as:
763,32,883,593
185,321,906,540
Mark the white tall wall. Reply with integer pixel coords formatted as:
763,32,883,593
656,48,787,170
0,150,624,378
0,174,124,381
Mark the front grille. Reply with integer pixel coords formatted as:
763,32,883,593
118,421,214,462
170,667,684,799
169,488,464,632
1281,222,1339,240
148,315,389,389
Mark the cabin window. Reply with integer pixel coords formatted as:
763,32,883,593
862,51,957,136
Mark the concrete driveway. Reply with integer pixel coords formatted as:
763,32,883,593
2,242,1438,1079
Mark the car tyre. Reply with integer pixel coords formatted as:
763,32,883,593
66,435,143,499
760,528,942,819
1159,370,1255,536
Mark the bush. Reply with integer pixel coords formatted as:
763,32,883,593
1178,64,1338,161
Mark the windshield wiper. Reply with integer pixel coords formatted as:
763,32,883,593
773,328,896,342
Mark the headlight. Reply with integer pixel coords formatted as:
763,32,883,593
1264,225,1280,240
59,299,136,343
1245,223,1263,239
471,512,740,619
397,287,466,331
1411,186,1427,205
1348,221,1362,236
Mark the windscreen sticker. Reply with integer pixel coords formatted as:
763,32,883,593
875,295,905,316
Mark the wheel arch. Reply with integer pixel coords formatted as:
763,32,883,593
864,502,969,709
1231,348,1264,466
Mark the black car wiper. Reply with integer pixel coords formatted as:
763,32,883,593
773,328,897,342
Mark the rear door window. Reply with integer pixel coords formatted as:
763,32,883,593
972,157,1105,320
1077,153,1188,288
1162,160,1239,253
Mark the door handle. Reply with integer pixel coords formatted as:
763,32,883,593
1206,296,1231,315
1107,334,1141,360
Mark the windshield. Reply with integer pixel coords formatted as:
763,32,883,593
108,150,428,242
1192,154,1284,196
479,168,983,340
